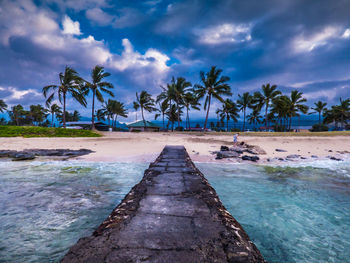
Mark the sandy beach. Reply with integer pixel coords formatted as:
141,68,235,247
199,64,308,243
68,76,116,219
1,132,350,163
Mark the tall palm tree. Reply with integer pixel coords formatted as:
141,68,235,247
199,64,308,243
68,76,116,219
194,66,232,129
111,100,128,127
287,90,309,130
155,100,169,129
157,81,176,127
247,109,262,131
135,91,157,129
183,92,200,130
325,98,350,129
42,66,86,128
173,77,192,128
270,95,290,131
237,92,252,131
166,104,183,131
253,84,281,129
133,101,140,121
10,104,25,126
48,104,62,127
216,99,239,131
0,100,7,113
100,99,115,128
84,65,114,130
311,101,327,125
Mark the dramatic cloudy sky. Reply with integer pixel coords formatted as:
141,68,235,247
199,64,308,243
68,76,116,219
1,0,350,121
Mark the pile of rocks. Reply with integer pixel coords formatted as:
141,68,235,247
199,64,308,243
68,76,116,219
0,149,93,161
214,142,266,162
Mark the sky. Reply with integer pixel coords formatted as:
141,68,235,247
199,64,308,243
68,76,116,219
1,0,350,122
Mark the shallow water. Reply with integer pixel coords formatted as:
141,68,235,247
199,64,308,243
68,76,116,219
198,161,350,263
0,161,147,263
0,160,350,262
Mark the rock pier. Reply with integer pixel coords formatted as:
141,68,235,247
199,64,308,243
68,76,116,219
61,145,266,263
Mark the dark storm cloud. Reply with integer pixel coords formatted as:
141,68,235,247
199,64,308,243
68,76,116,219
1,0,350,120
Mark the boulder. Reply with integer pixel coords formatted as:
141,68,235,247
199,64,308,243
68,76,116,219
286,154,301,159
311,155,318,158
229,147,244,154
216,151,240,159
12,152,36,161
220,146,230,151
241,155,260,162
329,156,342,161
275,149,287,152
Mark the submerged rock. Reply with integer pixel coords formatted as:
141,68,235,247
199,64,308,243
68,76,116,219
0,149,93,161
12,153,35,161
241,155,260,162
275,149,287,152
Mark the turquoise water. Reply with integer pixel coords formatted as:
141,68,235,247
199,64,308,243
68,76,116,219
199,161,350,263
0,161,147,263
0,160,350,262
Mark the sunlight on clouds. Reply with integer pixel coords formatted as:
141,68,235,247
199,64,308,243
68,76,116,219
342,28,350,39
292,26,343,53
110,39,170,72
62,15,82,35
196,23,252,45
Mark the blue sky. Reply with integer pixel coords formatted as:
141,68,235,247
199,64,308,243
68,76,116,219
1,0,350,122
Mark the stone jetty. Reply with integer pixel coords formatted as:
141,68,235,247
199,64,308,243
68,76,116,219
61,145,266,263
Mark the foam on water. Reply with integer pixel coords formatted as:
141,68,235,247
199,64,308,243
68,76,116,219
198,161,350,263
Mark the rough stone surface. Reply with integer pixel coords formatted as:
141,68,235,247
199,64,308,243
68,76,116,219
61,145,266,263
275,148,287,152
0,149,93,161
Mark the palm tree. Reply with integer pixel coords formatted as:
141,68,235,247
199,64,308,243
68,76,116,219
237,92,252,131
100,99,115,127
216,99,239,131
325,98,350,129
29,104,48,126
48,104,62,127
247,109,262,131
135,91,157,129
253,84,281,129
111,100,128,127
183,92,200,130
166,104,183,131
43,66,86,128
9,104,25,126
84,65,114,130
194,66,232,129
155,100,169,129
173,77,192,128
287,90,309,130
133,101,140,121
0,100,7,113
311,101,327,125
157,81,176,128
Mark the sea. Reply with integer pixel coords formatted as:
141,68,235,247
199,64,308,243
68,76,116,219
0,160,349,262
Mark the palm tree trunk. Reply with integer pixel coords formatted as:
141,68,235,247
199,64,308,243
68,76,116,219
162,113,165,129
226,115,229,132
141,107,146,130
265,104,268,130
63,93,66,128
108,117,110,128
135,112,137,121
177,102,180,129
52,113,54,127
243,108,246,131
319,112,321,125
186,108,189,130
204,95,211,130
91,89,95,130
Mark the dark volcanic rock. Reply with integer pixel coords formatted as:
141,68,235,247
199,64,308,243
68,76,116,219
61,146,266,263
0,149,93,161
229,146,244,154
242,155,260,162
311,155,318,158
286,154,301,159
275,148,287,152
329,156,342,161
12,152,35,161
216,151,240,159
220,145,230,151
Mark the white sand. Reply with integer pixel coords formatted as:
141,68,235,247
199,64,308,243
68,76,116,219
1,132,350,163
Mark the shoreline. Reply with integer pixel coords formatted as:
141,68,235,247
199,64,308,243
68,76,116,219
0,132,349,164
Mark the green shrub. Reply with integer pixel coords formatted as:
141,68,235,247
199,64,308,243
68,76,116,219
310,124,329,132
0,126,101,137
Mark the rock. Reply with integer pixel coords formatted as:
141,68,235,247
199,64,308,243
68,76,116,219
311,155,318,158
286,154,301,159
329,156,342,161
0,150,16,157
246,148,258,155
275,149,287,152
12,152,35,161
220,146,230,151
217,151,240,159
278,158,284,161
229,147,244,154
328,150,333,152
241,155,260,162
300,156,307,159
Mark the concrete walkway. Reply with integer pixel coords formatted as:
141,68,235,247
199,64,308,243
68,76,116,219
61,146,266,263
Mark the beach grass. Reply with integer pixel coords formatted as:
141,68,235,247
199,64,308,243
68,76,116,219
0,126,101,137
177,131,350,137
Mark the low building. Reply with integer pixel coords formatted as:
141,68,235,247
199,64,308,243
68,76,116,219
127,120,161,132
65,121,109,131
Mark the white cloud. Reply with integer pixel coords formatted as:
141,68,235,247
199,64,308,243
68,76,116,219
86,7,114,25
292,26,348,53
342,28,350,39
62,15,82,35
196,23,252,45
110,39,170,73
